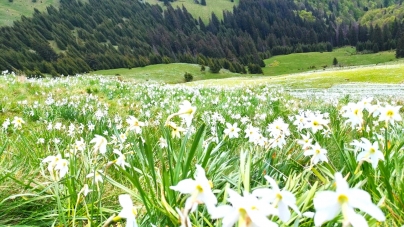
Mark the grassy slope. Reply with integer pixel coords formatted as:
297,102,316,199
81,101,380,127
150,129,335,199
146,0,239,22
94,63,246,84
263,47,397,76
0,0,59,27
189,63,404,88
94,47,401,87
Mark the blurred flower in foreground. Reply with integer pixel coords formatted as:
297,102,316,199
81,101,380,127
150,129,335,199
211,189,277,227
313,172,385,227
170,164,217,214
117,194,138,227
253,175,300,222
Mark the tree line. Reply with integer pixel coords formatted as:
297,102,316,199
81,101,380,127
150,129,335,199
0,0,403,77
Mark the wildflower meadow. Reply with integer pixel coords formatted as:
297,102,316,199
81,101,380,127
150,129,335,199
0,74,403,227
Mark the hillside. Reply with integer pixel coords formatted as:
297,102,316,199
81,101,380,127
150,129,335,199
147,0,239,23
0,0,59,27
0,0,403,77
294,0,403,23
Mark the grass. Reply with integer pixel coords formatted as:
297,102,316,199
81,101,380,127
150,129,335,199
146,0,239,23
189,63,404,88
0,0,59,27
94,47,404,88
1,73,404,226
263,47,397,76
94,63,249,84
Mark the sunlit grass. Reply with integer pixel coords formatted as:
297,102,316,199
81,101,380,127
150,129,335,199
188,62,404,88
0,0,59,27
263,47,397,76
146,0,239,23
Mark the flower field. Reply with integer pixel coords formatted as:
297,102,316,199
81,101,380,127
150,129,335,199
0,74,403,226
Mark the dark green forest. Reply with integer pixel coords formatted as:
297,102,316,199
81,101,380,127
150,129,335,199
0,0,404,77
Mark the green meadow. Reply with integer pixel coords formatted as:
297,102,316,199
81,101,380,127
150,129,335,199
0,0,59,27
95,47,403,88
95,63,245,84
263,47,397,76
146,0,239,22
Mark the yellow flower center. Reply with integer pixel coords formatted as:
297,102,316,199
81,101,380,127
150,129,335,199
338,194,349,204
315,149,321,154
313,121,319,126
196,184,203,193
370,147,376,154
386,110,394,117
276,193,283,200
132,207,137,216
354,109,359,115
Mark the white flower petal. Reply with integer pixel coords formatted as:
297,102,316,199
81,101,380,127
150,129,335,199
249,210,278,227
277,201,291,222
314,206,340,227
346,206,368,227
170,179,197,194
348,189,385,221
210,205,234,219
335,172,349,192
264,175,280,192
119,194,134,209
221,210,239,227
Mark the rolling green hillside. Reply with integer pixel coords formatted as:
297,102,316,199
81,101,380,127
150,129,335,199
263,47,397,76
0,0,59,27
94,47,400,84
146,0,239,22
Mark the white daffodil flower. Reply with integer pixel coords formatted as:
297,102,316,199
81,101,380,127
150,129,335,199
170,164,217,214
90,135,108,155
356,138,384,169
11,116,25,129
253,176,300,222
211,189,278,227
378,104,402,126
177,100,197,127
126,116,145,134
54,158,69,179
118,194,138,227
313,172,385,227
304,143,328,165
224,122,241,139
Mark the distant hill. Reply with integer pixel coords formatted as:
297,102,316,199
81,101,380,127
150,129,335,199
0,0,403,77
0,0,59,27
294,0,403,23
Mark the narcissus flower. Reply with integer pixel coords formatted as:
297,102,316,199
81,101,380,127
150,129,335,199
90,135,108,155
313,172,385,227
117,194,138,227
11,116,25,129
355,138,384,169
211,189,277,227
224,122,241,139
170,164,217,214
126,116,144,134
177,100,197,127
304,143,328,165
253,176,300,222
378,104,402,126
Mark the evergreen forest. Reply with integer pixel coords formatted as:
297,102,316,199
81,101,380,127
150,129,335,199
0,0,404,77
